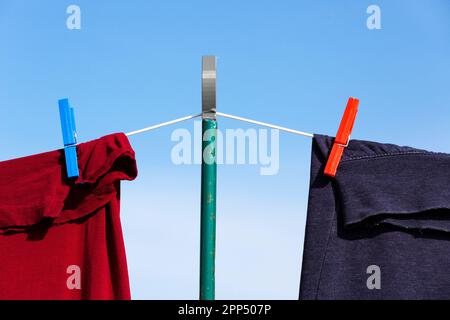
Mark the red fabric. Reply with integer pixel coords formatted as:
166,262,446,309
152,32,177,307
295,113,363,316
0,133,137,300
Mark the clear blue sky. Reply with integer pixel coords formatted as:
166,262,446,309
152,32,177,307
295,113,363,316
0,0,449,299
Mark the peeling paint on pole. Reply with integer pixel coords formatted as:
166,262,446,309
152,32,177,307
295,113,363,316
200,118,217,300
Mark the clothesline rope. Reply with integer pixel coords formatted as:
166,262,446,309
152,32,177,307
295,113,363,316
125,112,314,138
216,112,314,138
125,114,202,136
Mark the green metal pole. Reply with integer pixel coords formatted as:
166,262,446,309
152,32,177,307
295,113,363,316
200,118,217,300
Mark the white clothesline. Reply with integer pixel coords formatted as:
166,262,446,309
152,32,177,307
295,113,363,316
125,112,314,138
126,114,202,136
216,112,314,138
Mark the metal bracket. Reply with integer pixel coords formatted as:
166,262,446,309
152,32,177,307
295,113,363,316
202,56,216,120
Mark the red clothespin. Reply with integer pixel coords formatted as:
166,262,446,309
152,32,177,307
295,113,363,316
324,97,359,178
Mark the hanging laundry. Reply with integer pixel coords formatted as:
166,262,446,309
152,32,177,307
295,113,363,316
300,134,450,300
0,133,137,299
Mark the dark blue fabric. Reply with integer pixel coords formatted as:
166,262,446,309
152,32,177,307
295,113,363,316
299,134,450,300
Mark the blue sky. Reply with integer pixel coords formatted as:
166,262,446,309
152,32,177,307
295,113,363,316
0,1,449,299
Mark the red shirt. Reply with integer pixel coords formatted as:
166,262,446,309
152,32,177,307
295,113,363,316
0,133,137,299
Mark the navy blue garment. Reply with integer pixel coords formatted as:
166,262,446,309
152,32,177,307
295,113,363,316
300,134,450,300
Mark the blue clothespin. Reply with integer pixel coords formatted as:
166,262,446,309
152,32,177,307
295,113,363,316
58,98,79,179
